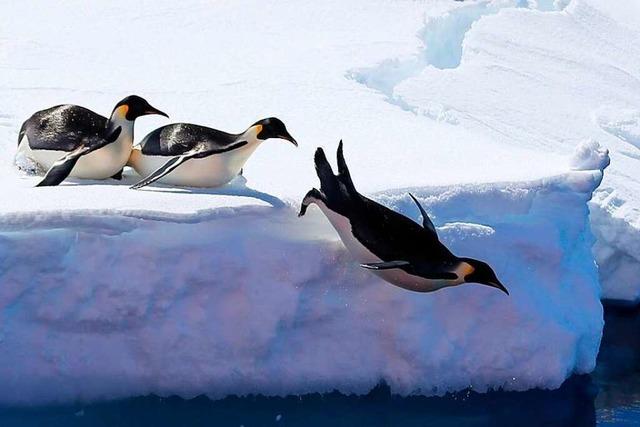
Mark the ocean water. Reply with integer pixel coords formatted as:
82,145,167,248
1,304,638,427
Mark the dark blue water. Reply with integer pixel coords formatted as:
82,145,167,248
1,304,638,427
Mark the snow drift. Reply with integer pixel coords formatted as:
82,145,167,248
351,0,640,302
0,143,606,404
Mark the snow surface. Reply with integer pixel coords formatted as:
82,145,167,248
0,0,633,403
1,0,637,300
0,158,605,404
349,0,640,301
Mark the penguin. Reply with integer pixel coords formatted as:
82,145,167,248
16,95,168,187
128,117,297,189
298,142,508,294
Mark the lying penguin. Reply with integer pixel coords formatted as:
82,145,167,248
17,95,168,187
128,117,297,189
299,142,508,294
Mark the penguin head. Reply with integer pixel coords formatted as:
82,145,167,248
111,95,169,121
253,117,298,146
460,258,509,295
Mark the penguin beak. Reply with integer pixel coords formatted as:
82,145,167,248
143,106,169,118
280,131,298,147
482,279,509,295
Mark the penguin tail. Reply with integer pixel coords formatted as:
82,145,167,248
17,121,27,147
299,188,325,217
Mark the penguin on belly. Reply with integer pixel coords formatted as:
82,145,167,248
128,117,297,189
17,95,168,187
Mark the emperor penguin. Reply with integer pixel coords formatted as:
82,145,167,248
16,95,168,187
128,117,297,189
299,142,508,295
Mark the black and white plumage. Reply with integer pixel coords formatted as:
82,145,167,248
299,142,508,294
129,117,297,189
16,95,168,186
36,126,122,187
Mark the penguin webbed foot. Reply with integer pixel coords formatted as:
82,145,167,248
111,169,124,180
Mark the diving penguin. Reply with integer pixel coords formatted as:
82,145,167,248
299,142,508,294
17,95,168,187
128,117,297,189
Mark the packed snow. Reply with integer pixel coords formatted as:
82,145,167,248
0,150,605,404
0,0,634,404
349,0,640,301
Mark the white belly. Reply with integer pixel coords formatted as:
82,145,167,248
18,131,133,180
129,143,260,188
315,200,453,292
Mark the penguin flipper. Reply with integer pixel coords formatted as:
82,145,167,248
36,127,123,187
36,145,91,187
130,155,191,190
360,260,411,270
130,140,249,190
408,193,437,237
360,261,458,280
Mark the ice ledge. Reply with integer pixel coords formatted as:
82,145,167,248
0,145,606,405
1,140,609,228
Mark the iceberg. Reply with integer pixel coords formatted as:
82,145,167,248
0,142,607,404
0,0,630,405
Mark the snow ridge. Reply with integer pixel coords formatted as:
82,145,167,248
0,143,606,404
347,0,568,121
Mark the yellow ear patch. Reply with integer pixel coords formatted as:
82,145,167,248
116,105,129,119
456,262,475,278
254,124,263,135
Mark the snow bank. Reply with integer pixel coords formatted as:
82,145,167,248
350,0,640,302
0,146,606,404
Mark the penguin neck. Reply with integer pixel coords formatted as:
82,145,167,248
237,124,265,147
106,111,135,148
214,125,265,177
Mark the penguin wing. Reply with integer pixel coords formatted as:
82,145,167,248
140,123,240,156
360,261,458,279
130,140,249,190
408,193,438,237
360,261,410,270
36,127,122,187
